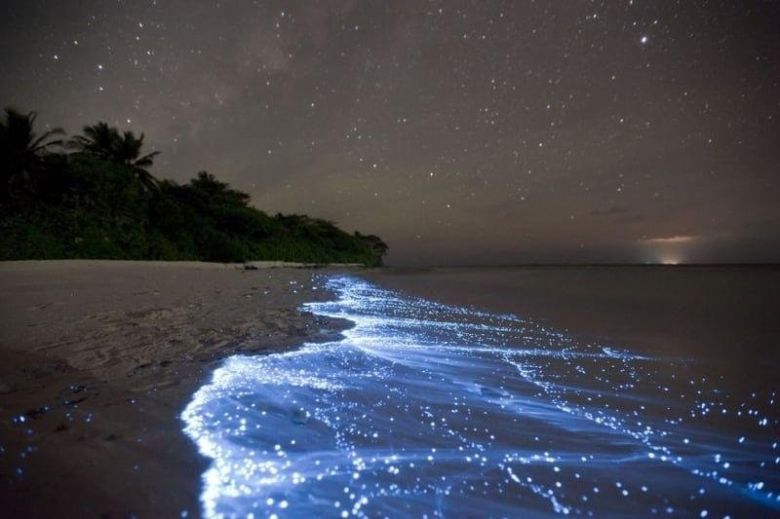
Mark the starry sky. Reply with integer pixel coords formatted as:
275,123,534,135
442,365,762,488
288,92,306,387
1,1,779,265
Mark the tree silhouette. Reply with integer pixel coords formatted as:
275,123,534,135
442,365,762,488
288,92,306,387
70,122,160,192
189,171,251,206
68,122,115,160
113,130,160,192
2,108,388,265
355,232,389,258
0,108,64,203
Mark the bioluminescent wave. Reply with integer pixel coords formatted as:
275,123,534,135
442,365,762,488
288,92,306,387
182,276,779,518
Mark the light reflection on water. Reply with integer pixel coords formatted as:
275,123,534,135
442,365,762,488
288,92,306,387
182,276,779,518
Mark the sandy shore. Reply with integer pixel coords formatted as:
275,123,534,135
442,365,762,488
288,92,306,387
0,260,354,517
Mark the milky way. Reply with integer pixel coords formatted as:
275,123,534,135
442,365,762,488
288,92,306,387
1,1,779,264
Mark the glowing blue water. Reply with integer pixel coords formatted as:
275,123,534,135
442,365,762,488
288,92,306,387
182,276,779,518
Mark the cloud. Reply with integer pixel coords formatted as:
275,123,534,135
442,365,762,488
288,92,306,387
640,235,698,245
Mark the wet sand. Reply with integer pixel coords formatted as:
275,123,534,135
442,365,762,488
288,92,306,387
0,260,352,518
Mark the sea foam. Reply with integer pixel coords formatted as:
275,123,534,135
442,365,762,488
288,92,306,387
182,275,779,518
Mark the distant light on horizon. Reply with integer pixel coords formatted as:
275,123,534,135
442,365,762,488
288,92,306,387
642,253,684,265
659,255,682,265
638,235,696,265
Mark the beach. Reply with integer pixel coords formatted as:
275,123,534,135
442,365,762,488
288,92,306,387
1,262,778,517
0,260,352,517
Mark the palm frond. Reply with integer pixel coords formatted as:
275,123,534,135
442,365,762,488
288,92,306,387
31,128,65,152
134,151,161,168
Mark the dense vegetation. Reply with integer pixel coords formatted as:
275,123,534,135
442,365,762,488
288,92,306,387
0,109,387,265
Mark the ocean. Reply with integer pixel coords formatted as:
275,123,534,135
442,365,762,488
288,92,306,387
182,269,779,518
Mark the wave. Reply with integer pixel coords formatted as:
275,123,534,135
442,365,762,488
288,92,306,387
182,275,779,518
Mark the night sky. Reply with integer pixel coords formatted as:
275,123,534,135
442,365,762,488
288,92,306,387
2,1,779,265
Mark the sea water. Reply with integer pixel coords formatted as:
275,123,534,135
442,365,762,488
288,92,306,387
182,275,779,518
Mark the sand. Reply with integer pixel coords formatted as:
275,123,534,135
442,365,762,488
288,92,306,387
0,260,354,517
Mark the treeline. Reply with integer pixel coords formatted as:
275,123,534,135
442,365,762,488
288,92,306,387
0,109,387,265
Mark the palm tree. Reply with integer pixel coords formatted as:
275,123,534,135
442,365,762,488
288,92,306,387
68,121,116,160
0,108,64,203
69,122,160,192
113,131,160,192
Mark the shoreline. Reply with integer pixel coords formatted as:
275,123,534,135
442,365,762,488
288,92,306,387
0,260,354,517
0,259,369,270
175,272,780,517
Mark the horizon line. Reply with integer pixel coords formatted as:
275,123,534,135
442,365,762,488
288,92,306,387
382,262,780,269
